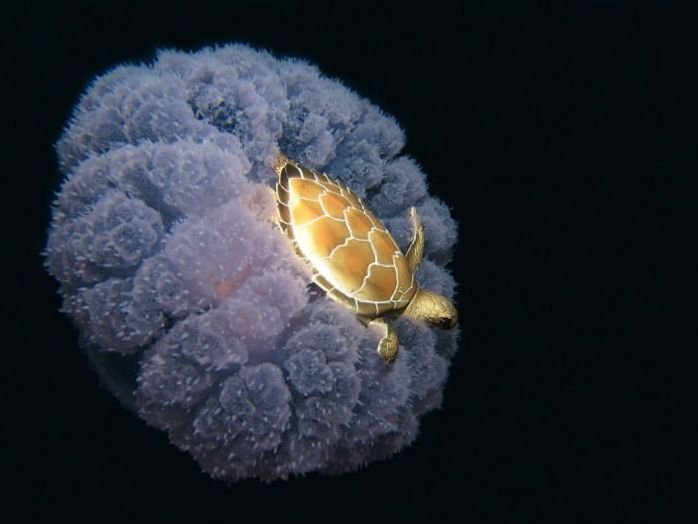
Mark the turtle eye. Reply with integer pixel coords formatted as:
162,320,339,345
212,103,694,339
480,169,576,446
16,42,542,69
446,311,458,329
433,315,456,329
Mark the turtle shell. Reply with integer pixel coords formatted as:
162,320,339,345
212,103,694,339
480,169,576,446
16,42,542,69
275,158,416,317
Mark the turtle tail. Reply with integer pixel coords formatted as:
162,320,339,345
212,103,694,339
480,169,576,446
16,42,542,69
272,151,291,177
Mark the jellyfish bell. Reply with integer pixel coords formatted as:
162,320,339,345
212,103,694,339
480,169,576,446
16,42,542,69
45,44,460,482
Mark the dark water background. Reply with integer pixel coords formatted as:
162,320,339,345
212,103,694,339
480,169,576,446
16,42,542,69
5,2,692,522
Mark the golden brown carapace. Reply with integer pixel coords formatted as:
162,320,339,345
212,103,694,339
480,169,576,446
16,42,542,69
273,152,457,363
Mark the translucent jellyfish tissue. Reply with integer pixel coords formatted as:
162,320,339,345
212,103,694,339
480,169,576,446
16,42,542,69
45,44,460,481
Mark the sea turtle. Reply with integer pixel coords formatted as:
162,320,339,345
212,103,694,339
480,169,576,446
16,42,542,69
273,153,457,363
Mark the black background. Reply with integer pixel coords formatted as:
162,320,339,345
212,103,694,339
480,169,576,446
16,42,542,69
4,2,693,522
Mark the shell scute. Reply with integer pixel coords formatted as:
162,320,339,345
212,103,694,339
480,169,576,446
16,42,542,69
369,229,399,265
290,198,324,226
345,208,373,240
355,264,398,303
288,177,325,200
329,240,373,292
295,216,349,258
319,191,350,219
340,187,365,211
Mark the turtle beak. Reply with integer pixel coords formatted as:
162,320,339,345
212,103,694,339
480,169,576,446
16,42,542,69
440,297,458,329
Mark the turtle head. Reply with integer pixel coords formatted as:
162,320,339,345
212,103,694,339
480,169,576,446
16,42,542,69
403,288,458,329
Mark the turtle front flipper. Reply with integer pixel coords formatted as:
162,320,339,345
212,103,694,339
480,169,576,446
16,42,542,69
405,207,425,273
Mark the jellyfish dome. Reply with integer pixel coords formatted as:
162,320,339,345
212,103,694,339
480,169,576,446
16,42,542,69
45,44,459,481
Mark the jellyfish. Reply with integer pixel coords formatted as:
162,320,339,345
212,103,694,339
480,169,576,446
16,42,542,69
44,44,459,481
